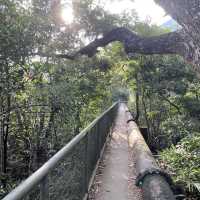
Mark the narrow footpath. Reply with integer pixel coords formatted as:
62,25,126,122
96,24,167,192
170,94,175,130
88,103,142,200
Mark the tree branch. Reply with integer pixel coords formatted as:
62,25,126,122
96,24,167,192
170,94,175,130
159,94,182,114
0,104,49,118
30,52,76,60
0,26,191,68
21,28,185,61
74,28,185,58
0,27,187,63
0,52,75,60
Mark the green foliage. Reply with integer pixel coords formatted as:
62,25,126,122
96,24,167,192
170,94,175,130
0,0,121,196
130,54,199,149
160,134,200,193
0,0,200,199
134,21,170,36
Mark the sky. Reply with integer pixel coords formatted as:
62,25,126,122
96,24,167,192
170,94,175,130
104,0,171,25
61,0,171,25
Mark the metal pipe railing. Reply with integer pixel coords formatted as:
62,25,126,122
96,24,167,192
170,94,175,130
3,102,118,200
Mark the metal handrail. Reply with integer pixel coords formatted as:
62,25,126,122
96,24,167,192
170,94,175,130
3,102,118,200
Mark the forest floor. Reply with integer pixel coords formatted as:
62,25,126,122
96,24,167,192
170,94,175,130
88,103,142,200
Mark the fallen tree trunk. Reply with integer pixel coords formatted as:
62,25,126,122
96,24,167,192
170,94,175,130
126,108,175,200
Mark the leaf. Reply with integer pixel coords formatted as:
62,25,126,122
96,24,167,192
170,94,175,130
193,183,200,192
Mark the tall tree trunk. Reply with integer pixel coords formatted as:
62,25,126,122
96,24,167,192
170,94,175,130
40,109,55,165
155,0,200,69
32,112,45,171
2,64,11,176
0,94,11,187
74,109,81,134
4,107,11,175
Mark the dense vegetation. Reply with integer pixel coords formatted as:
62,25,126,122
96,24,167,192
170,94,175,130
0,0,199,199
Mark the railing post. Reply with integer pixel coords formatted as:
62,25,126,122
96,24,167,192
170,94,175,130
94,124,99,161
40,176,49,200
97,121,102,159
84,134,89,194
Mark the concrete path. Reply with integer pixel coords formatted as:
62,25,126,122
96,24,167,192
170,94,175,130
89,103,142,200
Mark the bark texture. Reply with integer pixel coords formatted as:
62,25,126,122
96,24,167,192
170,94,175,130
75,28,185,57
155,0,200,71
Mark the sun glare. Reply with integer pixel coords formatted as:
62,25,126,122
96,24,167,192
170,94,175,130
61,0,170,26
133,0,170,25
61,6,74,24
104,0,171,25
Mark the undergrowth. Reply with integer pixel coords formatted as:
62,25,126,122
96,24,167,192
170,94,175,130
159,133,200,198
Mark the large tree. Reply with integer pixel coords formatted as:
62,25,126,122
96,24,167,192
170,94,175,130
65,0,200,73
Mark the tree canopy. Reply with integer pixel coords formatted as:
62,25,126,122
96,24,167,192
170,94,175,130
61,0,200,75
0,0,200,199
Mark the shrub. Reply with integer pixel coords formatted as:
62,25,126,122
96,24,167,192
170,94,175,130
159,133,200,195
